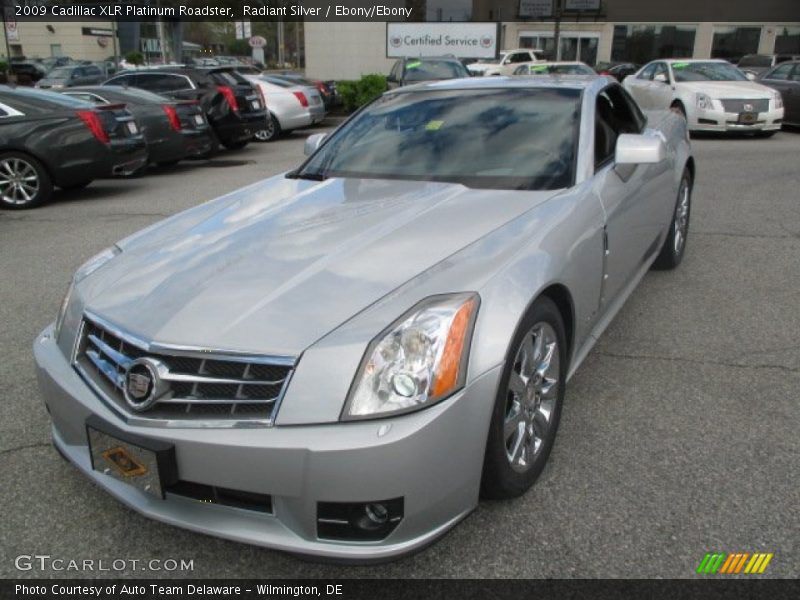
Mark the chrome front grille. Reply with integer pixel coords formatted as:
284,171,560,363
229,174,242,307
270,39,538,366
720,98,769,113
73,313,294,426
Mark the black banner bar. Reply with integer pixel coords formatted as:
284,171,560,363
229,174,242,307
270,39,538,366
4,579,800,600
3,0,800,23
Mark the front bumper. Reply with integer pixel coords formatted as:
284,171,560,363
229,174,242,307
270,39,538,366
34,325,500,561
689,106,783,132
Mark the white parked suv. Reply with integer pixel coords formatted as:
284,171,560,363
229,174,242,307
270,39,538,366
623,59,783,135
467,49,542,76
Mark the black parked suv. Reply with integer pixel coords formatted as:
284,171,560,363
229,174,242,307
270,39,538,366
103,67,266,150
0,86,147,209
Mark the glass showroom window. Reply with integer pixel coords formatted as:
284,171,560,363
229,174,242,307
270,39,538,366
611,25,696,64
775,26,800,54
711,27,762,62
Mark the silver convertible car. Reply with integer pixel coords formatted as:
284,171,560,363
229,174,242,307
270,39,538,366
34,76,694,560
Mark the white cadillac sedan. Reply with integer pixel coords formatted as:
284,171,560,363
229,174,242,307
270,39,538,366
623,59,784,135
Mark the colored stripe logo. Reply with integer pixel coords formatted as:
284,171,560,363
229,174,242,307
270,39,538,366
697,552,773,574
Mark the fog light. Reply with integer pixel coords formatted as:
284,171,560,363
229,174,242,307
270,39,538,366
317,498,404,541
360,502,389,529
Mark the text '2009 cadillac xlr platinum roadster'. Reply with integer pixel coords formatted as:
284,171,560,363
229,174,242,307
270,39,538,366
34,76,694,561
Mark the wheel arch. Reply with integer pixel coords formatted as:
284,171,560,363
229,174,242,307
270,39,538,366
538,283,575,365
0,146,56,185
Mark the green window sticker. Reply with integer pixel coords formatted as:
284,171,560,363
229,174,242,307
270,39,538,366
425,120,444,131
405,61,421,70
672,62,689,69
530,65,548,73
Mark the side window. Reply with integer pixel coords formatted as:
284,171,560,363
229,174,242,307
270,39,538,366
390,61,400,81
137,74,189,92
653,62,669,82
638,63,656,80
509,53,529,64
71,68,84,78
86,66,102,77
163,74,192,91
135,74,161,91
791,66,800,82
595,86,643,170
106,74,133,87
618,86,647,132
766,64,793,80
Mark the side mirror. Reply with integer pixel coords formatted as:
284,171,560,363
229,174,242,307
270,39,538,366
615,134,666,165
304,133,327,156
653,72,668,83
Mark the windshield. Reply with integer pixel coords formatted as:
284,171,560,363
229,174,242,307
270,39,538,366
671,62,748,82
527,64,594,75
738,55,771,67
477,53,505,65
404,60,468,81
47,67,72,79
298,88,581,190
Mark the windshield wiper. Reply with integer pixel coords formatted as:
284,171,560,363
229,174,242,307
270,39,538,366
285,170,327,181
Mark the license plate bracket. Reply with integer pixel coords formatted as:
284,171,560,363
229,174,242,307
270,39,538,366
86,415,177,499
738,112,757,124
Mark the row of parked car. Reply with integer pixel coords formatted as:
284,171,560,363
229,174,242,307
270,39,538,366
0,65,332,209
386,55,799,134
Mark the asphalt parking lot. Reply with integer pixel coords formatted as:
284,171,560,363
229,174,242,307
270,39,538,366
1,125,798,579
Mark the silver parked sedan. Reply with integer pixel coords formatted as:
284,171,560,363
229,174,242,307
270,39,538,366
245,74,326,142
35,76,694,561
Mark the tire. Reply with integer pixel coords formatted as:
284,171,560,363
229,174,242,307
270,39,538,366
60,180,92,191
652,168,692,270
0,152,53,210
481,296,567,500
255,113,281,142
670,101,686,119
222,139,249,150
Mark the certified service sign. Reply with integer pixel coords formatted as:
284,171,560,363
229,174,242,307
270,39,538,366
386,23,499,59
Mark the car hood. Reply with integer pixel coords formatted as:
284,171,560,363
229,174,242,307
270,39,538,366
676,80,775,98
83,175,558,356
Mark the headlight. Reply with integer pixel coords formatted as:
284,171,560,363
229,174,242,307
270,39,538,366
74,246,121,283
342,293,479,420
696,93,714,110
773,92,784,110
54,246,121,340
54,282,74,341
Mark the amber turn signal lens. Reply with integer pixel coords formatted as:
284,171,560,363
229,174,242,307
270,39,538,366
431,297,477,398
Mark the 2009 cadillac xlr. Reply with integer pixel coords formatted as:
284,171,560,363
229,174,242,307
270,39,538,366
35,76,694,560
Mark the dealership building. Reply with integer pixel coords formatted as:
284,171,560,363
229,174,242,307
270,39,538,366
306,0,800,80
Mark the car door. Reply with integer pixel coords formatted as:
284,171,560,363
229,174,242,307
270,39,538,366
624,63,656,108
648,62,674,109
763,63,799,121
387,61,401,89
500,52,532,75
593,85,671,305
67,67,84,87
787,65,800,122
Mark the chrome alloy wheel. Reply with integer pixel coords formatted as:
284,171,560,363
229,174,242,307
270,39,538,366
504,322,560,472
0,157,40,206
674,178,690,255
254,128,270,142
